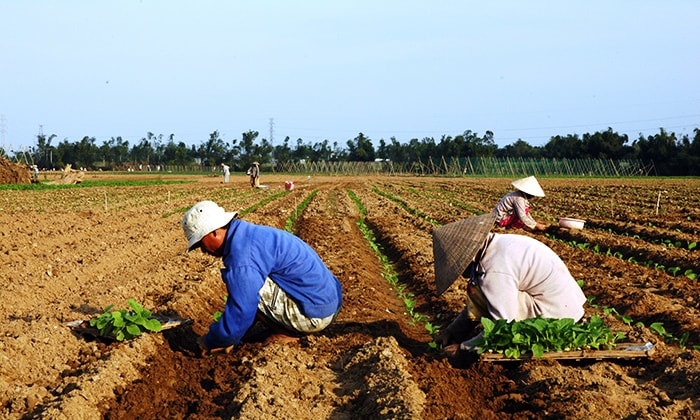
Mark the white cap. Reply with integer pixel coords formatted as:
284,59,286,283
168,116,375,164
181,201,237,251
511,176,545,197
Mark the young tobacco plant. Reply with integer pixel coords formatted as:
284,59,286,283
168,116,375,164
89,299,162,341
347,188,441,348
473,315,626,359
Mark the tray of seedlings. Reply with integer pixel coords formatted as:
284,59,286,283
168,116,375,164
473,316,655,362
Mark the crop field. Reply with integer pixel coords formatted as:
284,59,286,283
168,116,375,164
1,173,699,419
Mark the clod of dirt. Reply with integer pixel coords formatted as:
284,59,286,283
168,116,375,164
0,157,32,184
231,336,425,419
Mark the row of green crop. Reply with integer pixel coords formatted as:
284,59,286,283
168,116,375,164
371,182,697,283
370,186,441,226
378,182,700,269
367,185,699,351
285,190,318,233
346,189,441,348
588,223,698,252
584,294,696,350
545,233,698,280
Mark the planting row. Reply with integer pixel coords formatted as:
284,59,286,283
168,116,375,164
369,180,699,280
357,180,700,349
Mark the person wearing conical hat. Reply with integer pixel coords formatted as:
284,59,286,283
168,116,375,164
432,213,587,357
493,175,547,231
247,161,260,188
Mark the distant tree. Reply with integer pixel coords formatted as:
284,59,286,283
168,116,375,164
385,137,409,163
102,136,130,167
312,139,333,161
346,132,375,161
581,128,629,159
476,130,498,157
33,133,58,169
254,137,274,165
466,130,497,157
331,140,346,161
148,133,171,166
273,136,293,163
230,130,272,169
682,128,700,175
197,130,229,167
633,128,680,175
131,140,150,165
543,134,584,158
236,130,259,166
74,136,99,168
54,138,74,168
162,139,194,166
291,138,314,162
496,139,542,158
376,138,389,160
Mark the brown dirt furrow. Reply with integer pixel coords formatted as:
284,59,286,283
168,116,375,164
1,175,699,419
538,232,700,345
552,225,697,276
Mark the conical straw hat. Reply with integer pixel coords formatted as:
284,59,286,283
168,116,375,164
432,212,496,295
511,176,545,197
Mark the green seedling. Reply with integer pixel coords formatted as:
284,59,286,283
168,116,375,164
473,315,626,359
285,189,318,233
89,299,162,341
349,188,440,349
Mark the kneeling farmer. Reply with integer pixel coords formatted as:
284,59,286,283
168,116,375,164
182,200,343,355
433,212,587,356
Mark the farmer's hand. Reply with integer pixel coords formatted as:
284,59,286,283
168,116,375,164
208,345,235,355
443,343,460,358
434,329,455,348
197,335,235,357
534,222,547,231
196,335,210,357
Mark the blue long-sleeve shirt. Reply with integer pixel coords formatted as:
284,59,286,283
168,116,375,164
205,219,343,349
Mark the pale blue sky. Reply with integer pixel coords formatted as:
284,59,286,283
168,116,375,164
1,1,699,152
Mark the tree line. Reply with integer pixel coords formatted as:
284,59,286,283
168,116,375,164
8,126,700,176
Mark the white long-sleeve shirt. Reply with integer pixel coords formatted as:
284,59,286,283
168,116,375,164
476,233,586,322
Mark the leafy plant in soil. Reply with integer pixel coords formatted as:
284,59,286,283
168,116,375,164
473,315,626,359
89,299,162,341
347,189,442,347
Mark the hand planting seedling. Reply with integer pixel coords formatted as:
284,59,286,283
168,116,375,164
89,299,162,341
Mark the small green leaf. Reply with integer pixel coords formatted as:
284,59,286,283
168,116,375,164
126,324,142,338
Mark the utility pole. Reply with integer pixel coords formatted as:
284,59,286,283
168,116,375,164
269,117,275,164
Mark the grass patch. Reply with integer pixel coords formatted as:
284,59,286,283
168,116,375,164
0,179,192,190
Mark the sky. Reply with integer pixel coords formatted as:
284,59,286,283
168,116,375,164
1,1,699,153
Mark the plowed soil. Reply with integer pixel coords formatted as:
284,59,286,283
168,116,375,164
1,173,699,419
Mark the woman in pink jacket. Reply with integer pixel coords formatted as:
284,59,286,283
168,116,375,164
493,176,547,231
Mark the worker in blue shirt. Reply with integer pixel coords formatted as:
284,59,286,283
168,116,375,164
182,200,343,355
